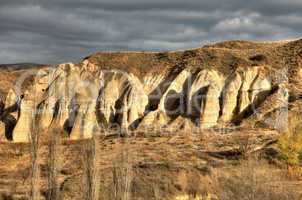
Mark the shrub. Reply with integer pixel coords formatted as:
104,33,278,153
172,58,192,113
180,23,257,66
277,115,302,166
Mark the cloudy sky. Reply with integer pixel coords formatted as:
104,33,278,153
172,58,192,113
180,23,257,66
0,0,301,64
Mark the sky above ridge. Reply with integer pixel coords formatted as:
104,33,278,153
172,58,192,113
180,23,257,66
0,0,301,64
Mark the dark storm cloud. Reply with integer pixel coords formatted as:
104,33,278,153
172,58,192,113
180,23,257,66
0,0,301,64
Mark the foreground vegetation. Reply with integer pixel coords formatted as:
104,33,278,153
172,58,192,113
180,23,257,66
0,126,301,200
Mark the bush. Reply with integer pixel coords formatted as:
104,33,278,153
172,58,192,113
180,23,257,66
277,116,302,166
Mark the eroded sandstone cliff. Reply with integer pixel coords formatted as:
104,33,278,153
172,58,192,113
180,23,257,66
1,39,301,142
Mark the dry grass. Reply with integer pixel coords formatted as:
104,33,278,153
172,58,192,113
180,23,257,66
0,130,301,199
211,159,302,200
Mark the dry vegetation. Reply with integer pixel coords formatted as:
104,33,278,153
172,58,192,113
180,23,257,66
277,114,302,168
0,127,301,200
85,39,302,85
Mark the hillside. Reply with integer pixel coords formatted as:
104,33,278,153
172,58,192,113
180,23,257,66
0,39,301,199
0,39,300,142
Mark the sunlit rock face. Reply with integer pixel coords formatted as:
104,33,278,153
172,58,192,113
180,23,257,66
12,99,34,142
2,62,280,142
1,40,301,142
219,72,242,123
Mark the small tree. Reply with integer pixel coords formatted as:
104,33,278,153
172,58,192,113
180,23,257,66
277,131,302,166
277,113,302,167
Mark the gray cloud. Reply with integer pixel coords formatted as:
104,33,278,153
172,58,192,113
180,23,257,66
0,0,301,64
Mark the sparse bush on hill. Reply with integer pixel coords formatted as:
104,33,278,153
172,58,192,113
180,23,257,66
277,115,302,166
277,131,302,166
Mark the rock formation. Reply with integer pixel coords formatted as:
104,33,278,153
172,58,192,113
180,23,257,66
1,39,301,142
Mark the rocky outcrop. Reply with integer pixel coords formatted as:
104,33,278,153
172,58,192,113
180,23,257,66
12,99,34,142
143,75,165,95
2,39,298,143
188,70,224,128
242,84,289,130
237,67,259,113
219,72,242,122
139,70,191,127
0,61,284,142
96,70,148,130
